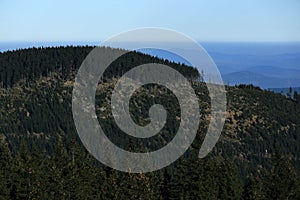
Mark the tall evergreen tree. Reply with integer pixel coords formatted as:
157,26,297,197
0,140,12,199
265,146,300,199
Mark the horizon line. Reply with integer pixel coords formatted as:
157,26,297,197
1,40,300,43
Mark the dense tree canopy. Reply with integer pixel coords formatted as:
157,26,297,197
0,47,299,199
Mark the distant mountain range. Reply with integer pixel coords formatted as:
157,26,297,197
141,43,300,89
222,70,300,88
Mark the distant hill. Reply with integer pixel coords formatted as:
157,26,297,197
223,71,300,88
244,66,300,79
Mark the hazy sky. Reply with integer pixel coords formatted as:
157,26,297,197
1,0,300,42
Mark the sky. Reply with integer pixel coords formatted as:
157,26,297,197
0,0,300,42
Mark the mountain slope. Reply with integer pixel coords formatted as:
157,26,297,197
0,47,299,199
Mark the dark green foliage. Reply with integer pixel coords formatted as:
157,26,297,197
0,140,12,199
0,46,199,89
0,47,299,199
0,139,245,199
266,147,300,199
243,147,300,199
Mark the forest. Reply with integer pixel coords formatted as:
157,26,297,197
0,46,300,199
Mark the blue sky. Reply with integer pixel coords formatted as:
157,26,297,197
1,0,300,42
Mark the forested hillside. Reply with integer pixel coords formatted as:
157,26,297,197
0,47,299,199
